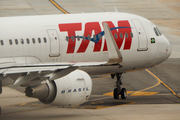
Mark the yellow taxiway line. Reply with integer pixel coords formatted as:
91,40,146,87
104,69,180,98
92,76,110,80
146,69,180,98
49,0,69,14
127,69,162,96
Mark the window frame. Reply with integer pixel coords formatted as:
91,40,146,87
38,38,41,43
32,38,36,44
130,32,133,38
44,37,47,43
120,33,123,39
26,38,30,44
125,33,128,38
15,39,18,45
0,40,4,46
9,39,13,45
21,38,24,44
154,27,159,36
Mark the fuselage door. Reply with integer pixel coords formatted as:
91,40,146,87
47,29,60,57
132,19,148,51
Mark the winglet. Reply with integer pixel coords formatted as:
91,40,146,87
103,22,123,65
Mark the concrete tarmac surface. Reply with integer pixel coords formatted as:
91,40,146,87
0,0,180,120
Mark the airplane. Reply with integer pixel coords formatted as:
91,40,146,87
0,12,171,114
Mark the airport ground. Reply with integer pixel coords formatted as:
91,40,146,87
0,0,180,119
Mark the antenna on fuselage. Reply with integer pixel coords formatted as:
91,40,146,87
114,6,118,12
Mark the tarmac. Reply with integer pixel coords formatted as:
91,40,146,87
0,0,180,120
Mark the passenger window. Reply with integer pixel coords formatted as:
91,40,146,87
98,34,102,40
38,38,41,43
77,35,80,41
44,37,47,43
130,33,133,38
32,38,35,44
71,36,74,41
9,39,13,45
125,33,128,38
93,35,96,41
154,28,159,36
120,33,123,38
114,33,118,39
88,35,91,40
82,35,86,41
26,38,30,44
15,39,18,45
0,40,4,46
66,36,69,41
21,38,24,44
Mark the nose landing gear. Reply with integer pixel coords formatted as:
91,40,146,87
112,73,127,99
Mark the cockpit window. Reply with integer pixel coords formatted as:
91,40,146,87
156,27,162,35
154,27,162,36
154,28,159,36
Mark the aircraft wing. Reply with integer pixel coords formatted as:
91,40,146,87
0,61,108,86
0,23,122,86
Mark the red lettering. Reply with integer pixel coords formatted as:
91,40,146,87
102,21,122,51
59,21,132,54
77,22,102,53
103,20,132,51
103,41,108,51
118,21,132,50
93,23,102,52
59,23,82,53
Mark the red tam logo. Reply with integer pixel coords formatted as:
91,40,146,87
59,20,132,54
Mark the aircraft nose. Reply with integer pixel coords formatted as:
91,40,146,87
155,36,172,65
164,37,172,59
156,35,172,65
166,41,172,58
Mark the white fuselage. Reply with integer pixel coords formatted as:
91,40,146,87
0,12,171,75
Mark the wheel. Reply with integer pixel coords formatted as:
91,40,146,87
114,88,119,99
121,88,127,99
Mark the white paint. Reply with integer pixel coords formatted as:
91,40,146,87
0,12,171,98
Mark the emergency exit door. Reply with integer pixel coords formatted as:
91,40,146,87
47,29,60,56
